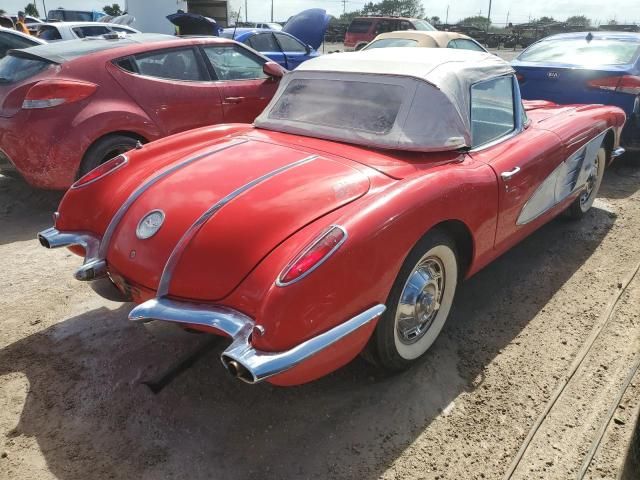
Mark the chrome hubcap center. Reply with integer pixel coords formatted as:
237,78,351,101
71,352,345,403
396,257,445,345
580,155,599,206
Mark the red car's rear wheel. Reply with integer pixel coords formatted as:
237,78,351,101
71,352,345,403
367,229,459,371
79,134,140,178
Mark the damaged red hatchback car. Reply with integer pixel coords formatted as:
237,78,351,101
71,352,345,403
0,34,284,189
40,49,625,386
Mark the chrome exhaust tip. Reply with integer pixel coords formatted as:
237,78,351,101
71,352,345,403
221,355,257,384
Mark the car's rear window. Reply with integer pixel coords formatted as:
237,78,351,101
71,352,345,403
0,54,51,83
364,38,419,49
38,25,62,41
269,78,405,134
519,38,640,65
348,20,373,34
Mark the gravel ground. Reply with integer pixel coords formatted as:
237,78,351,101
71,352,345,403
0,46,639,479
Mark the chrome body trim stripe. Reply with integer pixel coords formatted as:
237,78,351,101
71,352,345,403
516,129,608,225
156,154,319,298
129,298,386,384
98,139,248,259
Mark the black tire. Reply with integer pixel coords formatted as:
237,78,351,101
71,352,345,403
365,229,459,371
78,134,140,178
566,146,606,220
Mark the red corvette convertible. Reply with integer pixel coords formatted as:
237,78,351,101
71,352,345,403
0,34,284,189
39,49,625,386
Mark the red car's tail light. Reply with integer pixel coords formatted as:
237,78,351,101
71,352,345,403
277,226,347,286
72,154,128,188
22,79,98,109
588,75,640,95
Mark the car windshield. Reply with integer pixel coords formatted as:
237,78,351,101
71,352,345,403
268,78,405,134
519,38,640,65
364,38,419,49
0,53,51,83
412,20,436,31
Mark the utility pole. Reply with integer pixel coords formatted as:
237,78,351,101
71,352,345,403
245,0,248,22
42,0,47,16
445,5,449,24
271,0,274,22
487,0,492,27
342,0,347,15
506,10,510,26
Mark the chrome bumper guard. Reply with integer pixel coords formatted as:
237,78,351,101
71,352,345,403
129,298,386,384
612,147,625,158
38,227,107,281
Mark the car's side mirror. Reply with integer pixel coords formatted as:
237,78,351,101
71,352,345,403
263,61,285,79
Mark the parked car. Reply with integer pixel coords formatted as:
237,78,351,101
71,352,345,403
37,22,140,41
46,9,106,22
0,26,45,58
0,34,285,189
166,12,221,36
362,30,487,52
236,22,283,31
220,8,329,69
38,49,625,386
512,32,640,151
345,16,436,51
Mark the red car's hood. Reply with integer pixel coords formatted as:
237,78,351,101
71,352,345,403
105,138,370,300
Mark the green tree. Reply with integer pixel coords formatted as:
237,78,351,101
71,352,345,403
429,15,440,25
566,15,591,27
0,9,6,15
24,3,39,17
606,18,618,25
460,15,491,29
537,16,555,24
103,4,122,16
361,0,425,18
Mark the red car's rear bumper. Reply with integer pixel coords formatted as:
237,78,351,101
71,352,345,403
37,226,385,386
0,111,79,189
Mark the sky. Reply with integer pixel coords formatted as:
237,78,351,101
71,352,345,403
4,0,640,26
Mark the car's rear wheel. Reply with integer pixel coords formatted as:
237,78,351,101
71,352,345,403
79,134,140,178
566,146,606,219
366,230,459,371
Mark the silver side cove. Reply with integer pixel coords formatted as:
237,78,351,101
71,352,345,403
129,299,387,384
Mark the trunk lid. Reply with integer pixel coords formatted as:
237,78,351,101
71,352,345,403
106,139,371,300
282,8,330,50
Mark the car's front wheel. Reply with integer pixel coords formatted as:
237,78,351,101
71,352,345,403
368,230,459,371
566,146,606,219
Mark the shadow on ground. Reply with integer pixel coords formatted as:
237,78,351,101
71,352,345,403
600,153,640,200
0,204,618,480
0,175,61,245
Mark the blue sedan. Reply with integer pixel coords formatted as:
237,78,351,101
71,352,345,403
221,28,320,69
512,32,640,151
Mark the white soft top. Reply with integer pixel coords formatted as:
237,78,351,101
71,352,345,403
255,48,515,152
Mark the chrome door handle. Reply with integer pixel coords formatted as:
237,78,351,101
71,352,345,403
224,97,245,104
501,166,521,180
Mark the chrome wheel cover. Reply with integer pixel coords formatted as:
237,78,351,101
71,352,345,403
580,153,600,207
395,256,445,345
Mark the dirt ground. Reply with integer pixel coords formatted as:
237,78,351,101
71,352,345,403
0,45,639,478
0,151,639,480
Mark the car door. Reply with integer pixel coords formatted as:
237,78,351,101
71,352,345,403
468,75,565,250
273,32,310,70
244,32,287,68
200,43,278,122
108,47,224,135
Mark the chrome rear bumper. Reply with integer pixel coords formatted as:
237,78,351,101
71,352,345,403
38,227,107,281
129,298,386,384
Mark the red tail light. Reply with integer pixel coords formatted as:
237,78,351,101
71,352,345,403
72,154,128,189
277,226,347,286
22,79,98,109
588,75,640,95
516,72,525,83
